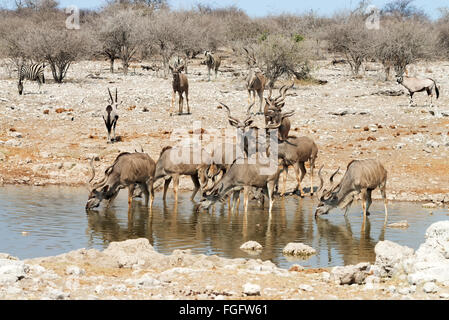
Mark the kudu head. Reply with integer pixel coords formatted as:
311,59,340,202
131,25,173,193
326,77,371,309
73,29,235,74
85,157,117,210
264,82,294,120
315,166,341,217
218,102,255,130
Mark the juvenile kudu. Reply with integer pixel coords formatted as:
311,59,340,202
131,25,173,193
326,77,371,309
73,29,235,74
204,51,221,81
243,48,268,114
169,64,190,115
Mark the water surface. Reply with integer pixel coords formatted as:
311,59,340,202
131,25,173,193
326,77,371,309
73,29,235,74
0,186,447,269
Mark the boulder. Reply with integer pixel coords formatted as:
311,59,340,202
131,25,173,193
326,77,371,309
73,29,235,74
374,240,414,278
330,262,371,285
240,241,263,251
282,243,316,256
403,221,449,284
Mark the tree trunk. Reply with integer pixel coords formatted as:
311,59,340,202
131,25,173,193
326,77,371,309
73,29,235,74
110,58,115,74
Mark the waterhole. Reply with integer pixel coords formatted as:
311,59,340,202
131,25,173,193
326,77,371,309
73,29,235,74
0,185,447,269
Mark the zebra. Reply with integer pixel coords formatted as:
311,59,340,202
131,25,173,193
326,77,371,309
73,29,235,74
204,51,221,81
18,63,46,95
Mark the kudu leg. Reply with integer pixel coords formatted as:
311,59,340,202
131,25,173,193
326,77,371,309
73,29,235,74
267,181,276,214
360,189,367,220
381,184,388,224
293,162,306,197
173,175,180,202
163,177,172,201
281,165,288,197
243,186,250,213
190,174,200,201
148,179,155,205
178,95,183,115
231,190,240,212
139,182,150,206
127,184,136,208
186,91,190,114
365,189,373,216
310,161,315,196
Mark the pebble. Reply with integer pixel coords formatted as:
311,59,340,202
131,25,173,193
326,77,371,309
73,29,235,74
423,282,439,294
243,283,261,296
299,284,314,292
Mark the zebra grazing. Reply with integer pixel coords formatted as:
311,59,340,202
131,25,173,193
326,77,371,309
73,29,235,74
396,74,440,107
18,63,46,95
204,51,221,81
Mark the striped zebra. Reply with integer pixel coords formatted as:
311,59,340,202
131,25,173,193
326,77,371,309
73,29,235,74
17,63,46,95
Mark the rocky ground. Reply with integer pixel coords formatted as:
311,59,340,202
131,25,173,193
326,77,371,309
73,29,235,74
0,53,448,203
0,221,448,300
1,53,449,301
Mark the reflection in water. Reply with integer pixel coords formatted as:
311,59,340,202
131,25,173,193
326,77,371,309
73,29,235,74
0,185,447,269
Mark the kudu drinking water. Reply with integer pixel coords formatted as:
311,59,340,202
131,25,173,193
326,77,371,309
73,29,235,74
103,88,120,143
314,159,388,222
198,155,281,214
153,145,213,202
86,152,156,210
396,74,440,107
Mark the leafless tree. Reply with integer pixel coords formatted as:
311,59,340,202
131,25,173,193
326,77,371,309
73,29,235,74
327,15,374,75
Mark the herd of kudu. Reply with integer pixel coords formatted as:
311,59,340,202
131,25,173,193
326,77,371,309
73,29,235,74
87,48,391,224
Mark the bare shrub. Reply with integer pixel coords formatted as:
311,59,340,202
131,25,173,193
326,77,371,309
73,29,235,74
250,34,311,88
94,7,146,75
327,15,374,75
372,18,435,77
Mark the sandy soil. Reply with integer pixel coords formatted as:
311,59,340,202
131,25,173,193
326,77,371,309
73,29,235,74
1,53,448,204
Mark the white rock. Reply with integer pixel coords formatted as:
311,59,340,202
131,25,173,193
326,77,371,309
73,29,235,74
282,243,316,256
243,283,261,296
331,263,371,285
299,284,314,292
240,241,263,251
404,221,449,284
65,266,85,276
374,240,414,277
423,282,439,294
398,287,411,295
422,202,437,208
